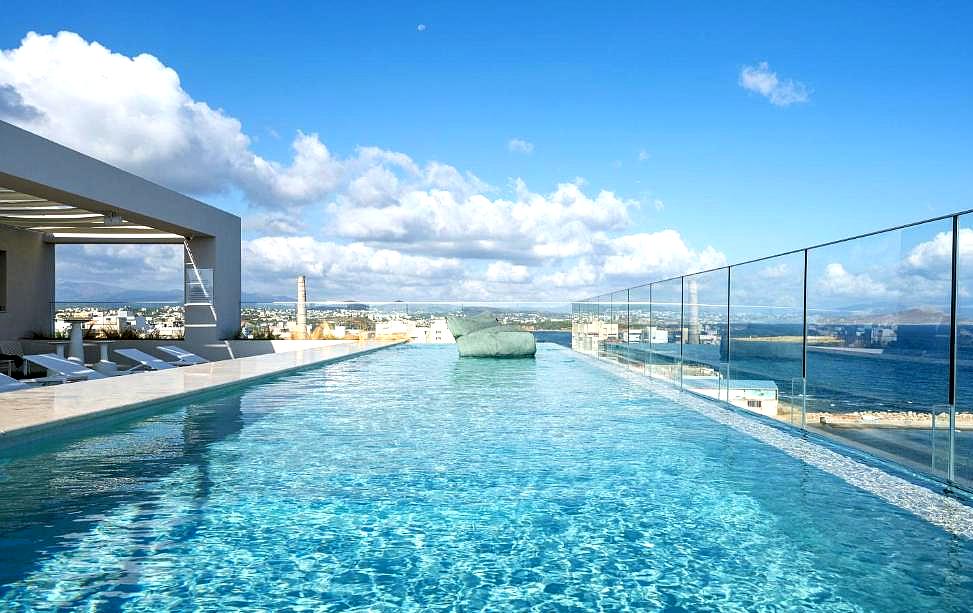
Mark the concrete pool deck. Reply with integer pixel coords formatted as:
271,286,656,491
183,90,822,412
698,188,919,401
0,339,404,447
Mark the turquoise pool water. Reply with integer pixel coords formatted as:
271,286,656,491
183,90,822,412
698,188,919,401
0,344,970,611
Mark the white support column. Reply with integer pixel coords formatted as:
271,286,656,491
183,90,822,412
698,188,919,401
0,225,54,340
184,234,240,349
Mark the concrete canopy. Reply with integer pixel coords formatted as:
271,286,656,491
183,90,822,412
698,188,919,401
0,186,185,243
0,120,237,243
0,120,241,344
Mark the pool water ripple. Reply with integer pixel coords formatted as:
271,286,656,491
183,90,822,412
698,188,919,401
0,344,970,611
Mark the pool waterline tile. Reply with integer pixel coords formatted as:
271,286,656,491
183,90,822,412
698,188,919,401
0,340,405,447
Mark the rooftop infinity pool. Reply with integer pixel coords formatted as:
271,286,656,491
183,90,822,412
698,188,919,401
0,344,970,611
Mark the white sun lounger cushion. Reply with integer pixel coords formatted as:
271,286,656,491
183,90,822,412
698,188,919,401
23,354,107,381
114,348,178,371
156,346,209,365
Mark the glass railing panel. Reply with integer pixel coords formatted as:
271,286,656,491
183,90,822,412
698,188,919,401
682,268,729,402
184,266,213,304
51,301,185,340
592,298,601,352
805,219,953,480
600,293,612,357
571,302,582,350
628,284,652,375
589,298,601,354
487,301,572,346
239,301,573,345
572,300,591,353
240,299,372,340
617,289,629,352
601,289,628,363
600,293,611,357
575,300,589,353
649,278,683,385
953,213,973,489
728,252,805,425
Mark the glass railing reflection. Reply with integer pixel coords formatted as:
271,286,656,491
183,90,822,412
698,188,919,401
573,212,973,493
49,301,185,340
804,219,953,481
239,300,574,346
729,252,805,426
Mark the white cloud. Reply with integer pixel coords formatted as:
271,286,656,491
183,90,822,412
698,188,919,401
55,244,183,293
244,237,463,294
331,179,635,263
0,31,376,208
345,165,401,208
60,225,724,302
242,212,307,236
1,30,727,300
638,149,650,162
816,262,889,298
739,62,809,107
903,228,973,275
485,261,530,283
539,261,599,289
602,230,727,284
759,262,791,279
417,24,427,32
507,137,534,154
905,231,953,270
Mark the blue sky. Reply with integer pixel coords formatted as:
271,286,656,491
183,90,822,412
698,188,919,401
1,2,971,299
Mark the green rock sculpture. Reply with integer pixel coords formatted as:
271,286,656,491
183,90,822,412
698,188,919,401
445,313,499,338
447,314,537,358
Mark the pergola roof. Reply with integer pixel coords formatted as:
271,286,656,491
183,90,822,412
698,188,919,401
0,186,184,243
1,120,239,246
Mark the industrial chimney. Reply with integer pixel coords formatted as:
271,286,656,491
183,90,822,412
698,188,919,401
296,275,308,340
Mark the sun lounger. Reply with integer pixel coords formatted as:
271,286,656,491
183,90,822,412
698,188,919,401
113,348,178,371
0,372,51,391
0,373,28,392
0,340,29,376
156,346,209,365
23,354,107,382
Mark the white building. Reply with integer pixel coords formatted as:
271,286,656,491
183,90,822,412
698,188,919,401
378,318,455,344
580,321,619,340
427,319,455,343
627,327,669,344
683,376,780,417
376,320,413,337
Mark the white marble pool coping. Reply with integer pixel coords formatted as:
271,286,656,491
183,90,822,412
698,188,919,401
570,348,973,540
0,339,405,447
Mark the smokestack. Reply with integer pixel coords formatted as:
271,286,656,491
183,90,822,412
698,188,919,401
297,275,308,339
